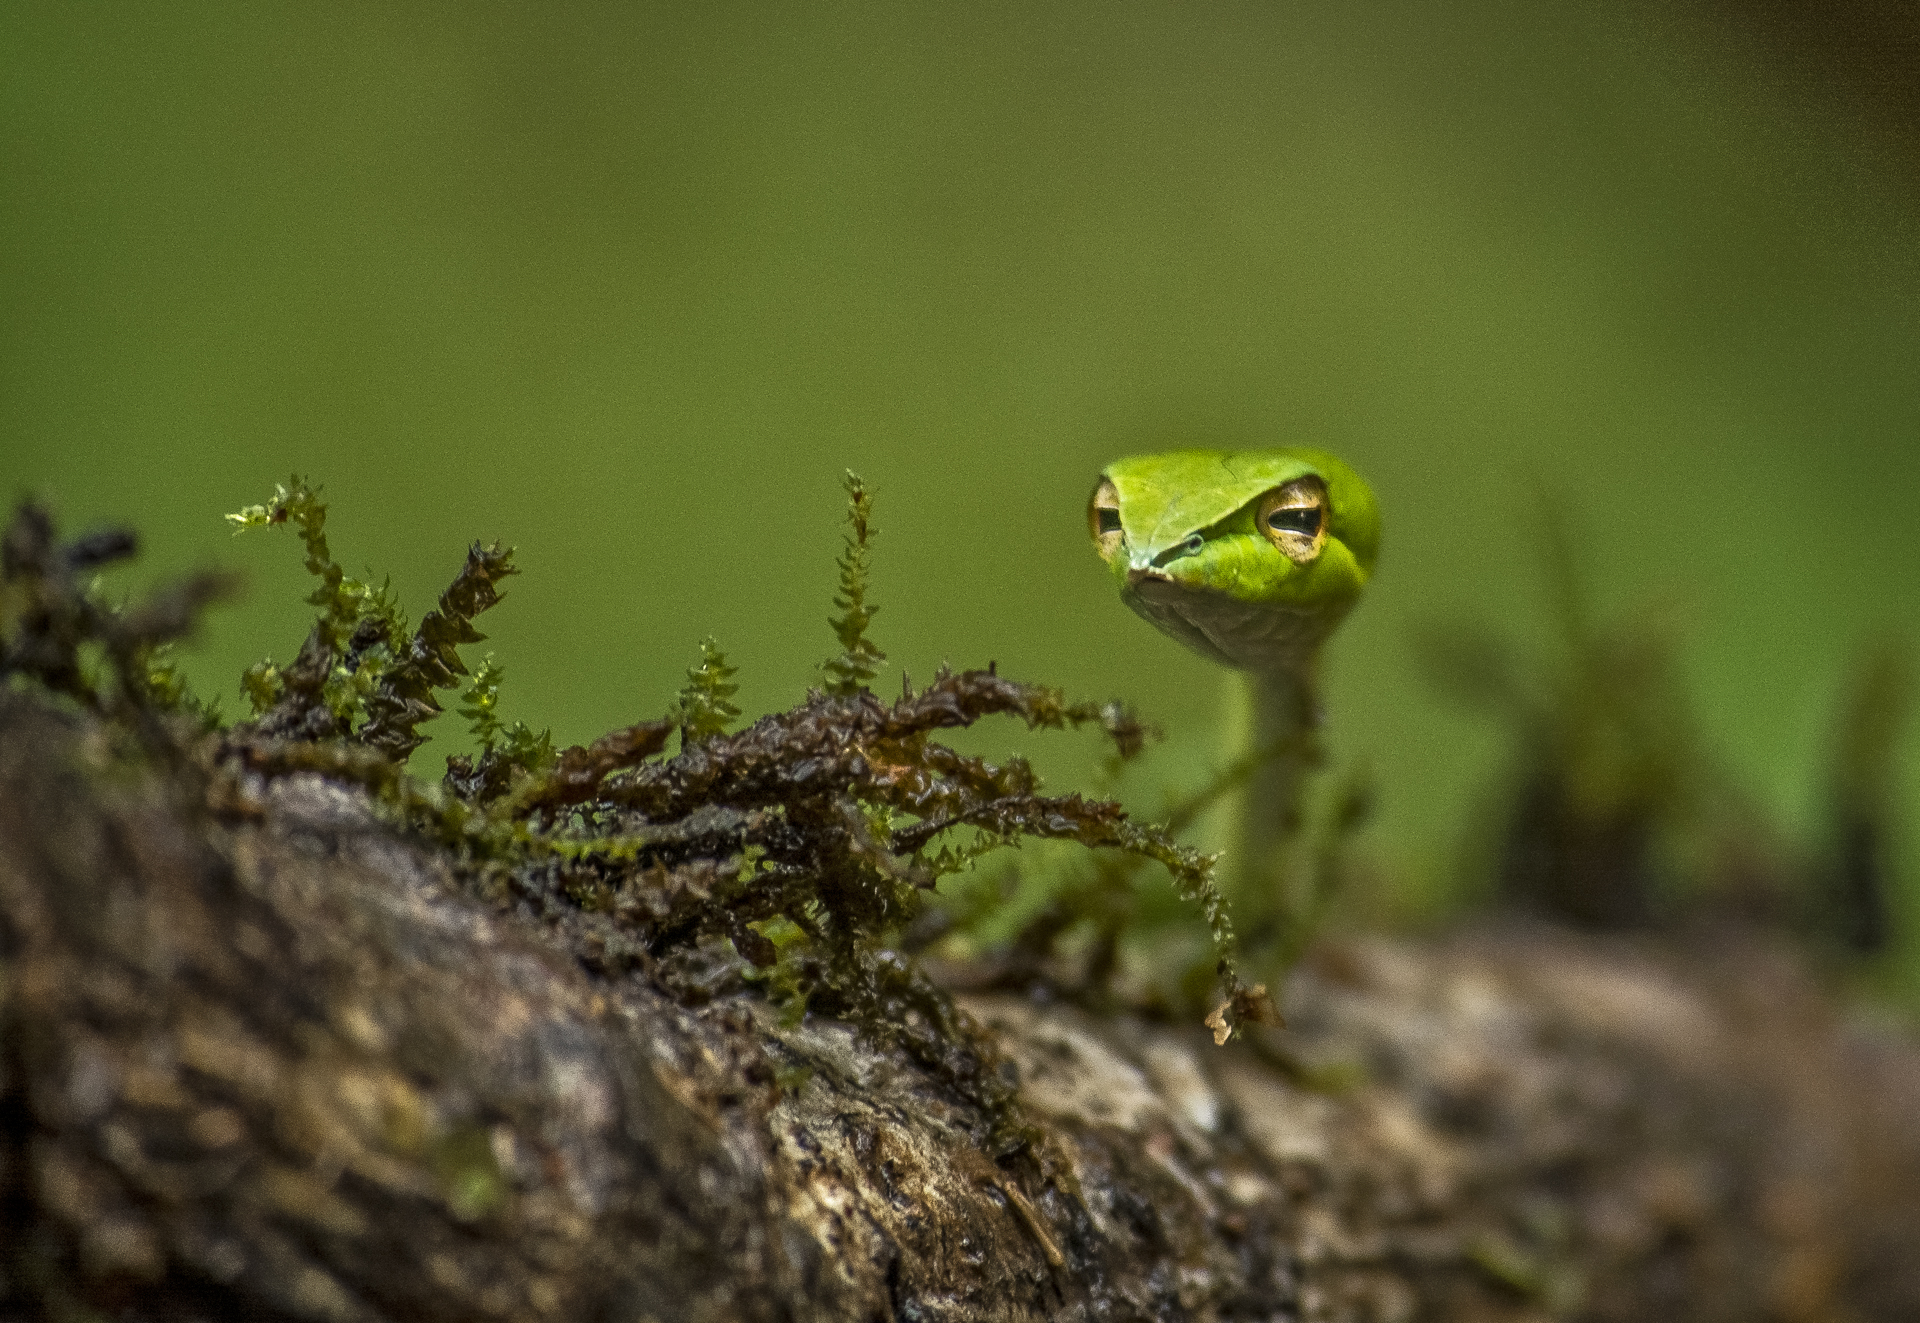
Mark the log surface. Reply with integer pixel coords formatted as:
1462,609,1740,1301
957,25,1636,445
3,692,1918,1322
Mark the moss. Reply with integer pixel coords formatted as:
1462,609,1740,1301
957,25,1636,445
360,541,517,761
228,478,519,755
820,470,885,698
5,471,1281,1146
672,638,741,750
447,654,555,804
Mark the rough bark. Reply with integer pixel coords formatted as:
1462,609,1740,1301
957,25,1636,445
3,690,1919,1323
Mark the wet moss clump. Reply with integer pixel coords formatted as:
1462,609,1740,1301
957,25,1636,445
2,472,1272,1142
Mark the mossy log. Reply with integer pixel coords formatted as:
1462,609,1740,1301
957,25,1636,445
4,689,1920,1323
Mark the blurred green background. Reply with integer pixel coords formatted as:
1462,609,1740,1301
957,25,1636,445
5,2,1917,968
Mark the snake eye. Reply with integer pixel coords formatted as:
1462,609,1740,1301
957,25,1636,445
1258,476,1330,565
1089,478,1125,561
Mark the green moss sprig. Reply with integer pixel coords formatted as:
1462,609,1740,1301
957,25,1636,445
226,478,363,654
672,637,741,749
361,540,518,760
821,471,885,698
444,654,556,804
228,478,523,760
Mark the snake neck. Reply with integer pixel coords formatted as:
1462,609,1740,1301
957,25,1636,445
1229,664,1324,912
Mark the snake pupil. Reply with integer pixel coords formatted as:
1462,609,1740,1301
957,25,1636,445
1268,507,1321,536
1097,508,1122,534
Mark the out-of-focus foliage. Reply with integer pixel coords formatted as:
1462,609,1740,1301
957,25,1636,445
1419,502,1702,927
1818,645,1913,956
1420,500,1911,969
0,502,233,741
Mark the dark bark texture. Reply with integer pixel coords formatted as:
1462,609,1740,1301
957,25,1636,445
3,689,1919,1323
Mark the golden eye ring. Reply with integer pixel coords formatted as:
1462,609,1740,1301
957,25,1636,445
1258,476,1329,565
1088,477,1124,562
